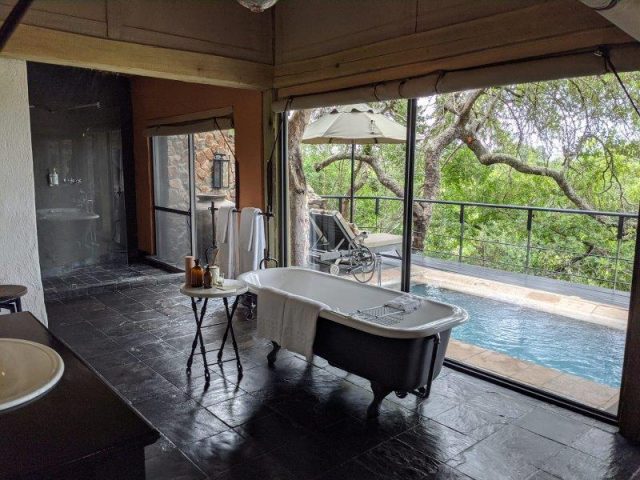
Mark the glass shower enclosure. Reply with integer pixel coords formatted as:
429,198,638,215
28,63,130,279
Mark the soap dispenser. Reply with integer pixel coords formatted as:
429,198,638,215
48,168,59,187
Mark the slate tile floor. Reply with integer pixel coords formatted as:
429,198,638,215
45,279,640,480
42,262,182,300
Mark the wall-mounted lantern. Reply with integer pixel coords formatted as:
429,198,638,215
212,152,230,189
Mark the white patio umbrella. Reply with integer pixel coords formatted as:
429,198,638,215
302,104,406,222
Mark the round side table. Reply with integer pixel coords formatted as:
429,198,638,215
180,280,248,384
0,285,28,313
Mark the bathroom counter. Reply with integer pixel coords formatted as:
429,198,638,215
0,312,159,479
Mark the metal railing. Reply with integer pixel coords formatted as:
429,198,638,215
320,194,638,292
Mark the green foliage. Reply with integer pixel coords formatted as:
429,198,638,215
302,72,640,291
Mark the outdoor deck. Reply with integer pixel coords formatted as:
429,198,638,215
408,254,631,309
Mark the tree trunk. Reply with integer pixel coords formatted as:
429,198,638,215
413,150,441,250
288,110,312,266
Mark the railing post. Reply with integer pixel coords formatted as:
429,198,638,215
458,204,465,263
375,197,380,232
401,98,417,293
277,112,289,266
337,197,343,214
613,215,625,291
525,209,533,274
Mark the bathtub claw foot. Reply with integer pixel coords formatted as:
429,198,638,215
244,295,256,320
267,341,280,367
367,382,392,419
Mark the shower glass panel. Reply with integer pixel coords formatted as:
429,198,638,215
28,63,129,278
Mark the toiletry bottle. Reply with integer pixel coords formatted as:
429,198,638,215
191,259,204,288
184,256,195,286
212,265,220,286
203,265,213,289
48,168,59,187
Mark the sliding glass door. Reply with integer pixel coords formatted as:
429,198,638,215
405,81,638,416
286,103,407,293
152,134,193,268
283,70,640,419
152,130,236,268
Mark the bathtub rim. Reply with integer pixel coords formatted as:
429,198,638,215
238,267,468,339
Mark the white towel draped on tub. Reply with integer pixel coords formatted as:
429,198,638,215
216,205,239,279
256,287,286,341
238,207,266,274
257,287,328,361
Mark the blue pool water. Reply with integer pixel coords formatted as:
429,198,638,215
411,284,625,387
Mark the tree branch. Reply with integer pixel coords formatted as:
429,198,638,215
458,127,613,224
314,152,404,199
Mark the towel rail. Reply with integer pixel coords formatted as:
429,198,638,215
207,202,277,274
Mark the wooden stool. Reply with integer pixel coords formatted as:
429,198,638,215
0,285,28,313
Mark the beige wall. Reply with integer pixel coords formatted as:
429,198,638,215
0,58,47,324
130,77,264,255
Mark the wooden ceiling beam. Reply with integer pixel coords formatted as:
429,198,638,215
275,26,632,98
273,0,634,95
1,24,273,90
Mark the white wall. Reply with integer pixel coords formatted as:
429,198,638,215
0,58,47,324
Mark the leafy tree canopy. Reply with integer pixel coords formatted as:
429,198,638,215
292,72,640,290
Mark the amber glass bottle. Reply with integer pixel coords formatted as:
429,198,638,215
203,265,213,289
191,259,204,288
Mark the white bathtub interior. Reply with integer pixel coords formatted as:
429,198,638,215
238,267,467,338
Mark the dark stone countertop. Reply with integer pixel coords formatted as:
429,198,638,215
0,312,159,479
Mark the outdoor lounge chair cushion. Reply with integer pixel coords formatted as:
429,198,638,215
309,209,402,253
362,233,402,249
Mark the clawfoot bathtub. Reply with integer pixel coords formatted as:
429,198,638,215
237,267,468,417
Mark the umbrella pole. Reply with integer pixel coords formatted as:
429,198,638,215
350,142,355,223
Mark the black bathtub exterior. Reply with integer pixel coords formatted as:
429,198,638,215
267,315,452,418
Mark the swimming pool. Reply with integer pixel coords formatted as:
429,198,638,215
411,284,625,387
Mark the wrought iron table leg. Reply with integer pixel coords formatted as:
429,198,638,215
218,296,243,377
227,298,243,375
187,298,199,373
186,297,211,384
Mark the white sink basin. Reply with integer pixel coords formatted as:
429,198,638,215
0,338,64,412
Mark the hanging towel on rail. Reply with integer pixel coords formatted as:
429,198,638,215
238,207,266,274
216,205,239,279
